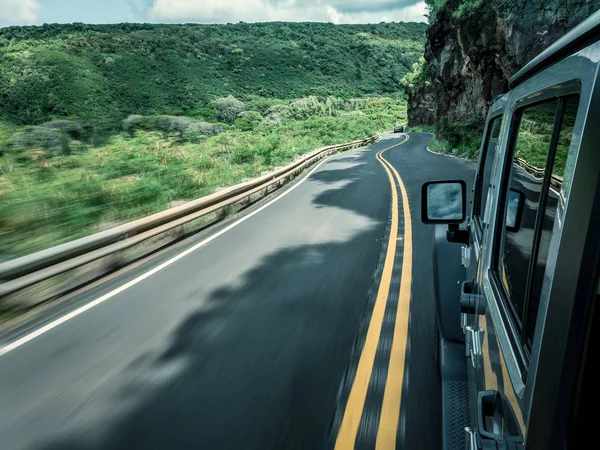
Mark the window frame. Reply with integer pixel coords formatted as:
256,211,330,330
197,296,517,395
489,82,581,371
473,113,504,239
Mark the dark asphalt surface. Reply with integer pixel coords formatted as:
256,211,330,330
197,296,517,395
0,133,475,450
384,133,475,450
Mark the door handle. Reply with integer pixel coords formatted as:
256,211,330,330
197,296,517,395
461,280,487,315
476,391,524,448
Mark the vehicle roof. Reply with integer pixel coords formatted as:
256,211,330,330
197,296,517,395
509,10,600,89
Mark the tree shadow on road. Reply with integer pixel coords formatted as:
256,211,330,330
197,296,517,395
36,147,391,450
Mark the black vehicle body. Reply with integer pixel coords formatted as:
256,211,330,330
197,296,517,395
422,10,600,450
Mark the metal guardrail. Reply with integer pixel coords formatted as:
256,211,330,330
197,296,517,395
0,135,379,301
515,156,563,189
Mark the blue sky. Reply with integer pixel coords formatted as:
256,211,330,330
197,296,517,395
0,0,428,28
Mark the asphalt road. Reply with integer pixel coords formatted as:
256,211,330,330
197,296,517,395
0,133,475,450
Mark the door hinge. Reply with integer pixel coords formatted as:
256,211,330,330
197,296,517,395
466,326,484,369
461,245,471,268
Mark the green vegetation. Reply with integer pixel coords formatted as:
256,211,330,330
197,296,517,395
514,102,556,169
0,21,425,259
418,96,578,166
515,97,578,177
427,135,446,153
425,0,484,20
406,125,435,133
425,0,448,20
453,0,484,18
0,97,406,258
438,117,484,159
0,22,425,125
400,57,430,94
406,125,445,153
408,119,483,159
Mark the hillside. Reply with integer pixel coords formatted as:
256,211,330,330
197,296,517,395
0,21,426,126
0,21,424,259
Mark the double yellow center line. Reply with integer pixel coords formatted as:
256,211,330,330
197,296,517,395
335,135,413,450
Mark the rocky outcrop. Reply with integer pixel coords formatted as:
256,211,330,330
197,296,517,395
407,87,435,126
409,0,600,127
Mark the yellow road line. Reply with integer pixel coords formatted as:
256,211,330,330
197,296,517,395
334,135,409,450
376,141,413,449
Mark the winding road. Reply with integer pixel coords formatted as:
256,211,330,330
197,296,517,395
0,133,475,450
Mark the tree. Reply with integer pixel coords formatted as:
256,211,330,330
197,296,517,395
400,57,431,94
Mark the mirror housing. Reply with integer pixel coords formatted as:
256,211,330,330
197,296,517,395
421,180,467,224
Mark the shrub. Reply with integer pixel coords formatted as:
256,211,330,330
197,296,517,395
287,96,327,120
123,115,144,133
213,95,246,123
184,121,224,142
261,112,287,127
453,0,484,19
234,111,263,131
265,104,290,117
343,98,370,111
122,115,191,136
212,124,226,134
12,127,64,152
340,110,366,117
187,121,216,135
245,97,286,115
230,146,256,164
438,116,484,158
43,120,83,140
60,134,72,155
164,116,191,136
151,116,191,136
255,134,282,166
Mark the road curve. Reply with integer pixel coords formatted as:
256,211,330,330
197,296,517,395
0,133,475,450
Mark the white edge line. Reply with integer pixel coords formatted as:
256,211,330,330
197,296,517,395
425,145,474,162
0,148,360,356
415,132,474,162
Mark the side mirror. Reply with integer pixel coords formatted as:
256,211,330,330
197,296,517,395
421,180,467,224
506,188,525,232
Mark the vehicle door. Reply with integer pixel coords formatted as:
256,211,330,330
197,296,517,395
460,100,506,423
467,84,582,449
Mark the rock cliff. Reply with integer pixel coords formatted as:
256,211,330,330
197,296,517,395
409,0,600,127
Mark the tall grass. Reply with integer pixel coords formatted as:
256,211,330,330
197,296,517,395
0,99,406,259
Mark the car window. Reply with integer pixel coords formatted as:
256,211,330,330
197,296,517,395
475,116,503,226
496,94,579,349
524,96,579,345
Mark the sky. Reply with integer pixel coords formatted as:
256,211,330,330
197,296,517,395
0,0,428,28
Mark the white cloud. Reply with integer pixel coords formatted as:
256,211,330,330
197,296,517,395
146,0,427,24
148,0,323,23
398,1,429,22
325,5,342,24
324,2,428,24
0,0,40,26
